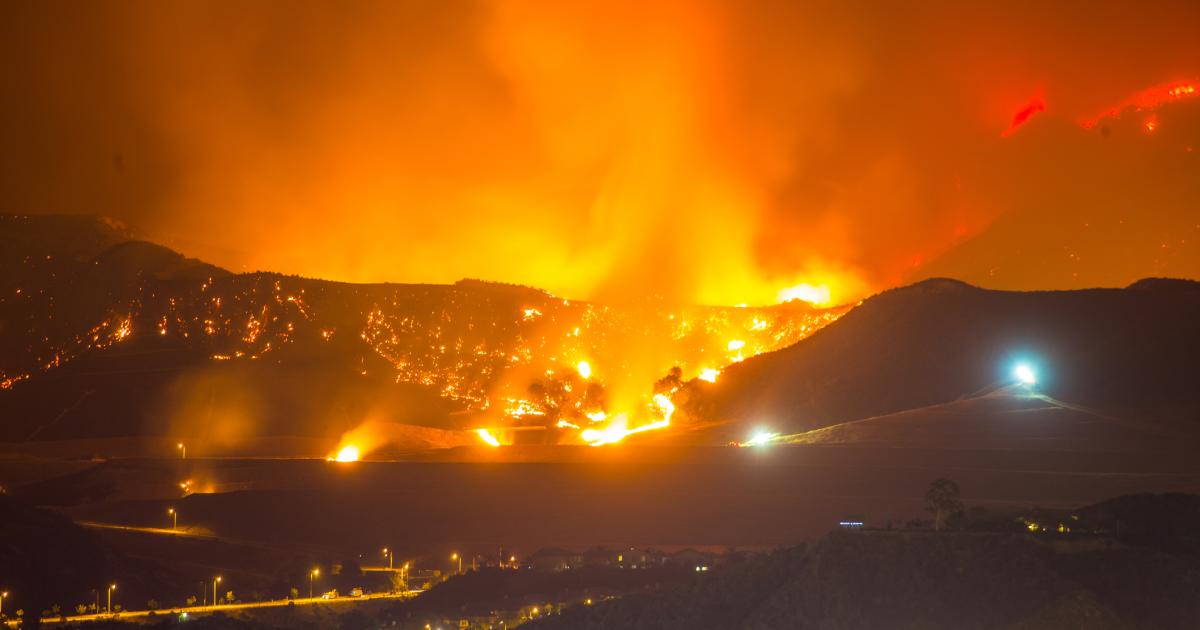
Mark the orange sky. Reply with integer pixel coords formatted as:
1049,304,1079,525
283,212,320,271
3,0,1199,304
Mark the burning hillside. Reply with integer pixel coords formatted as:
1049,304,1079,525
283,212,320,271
0,215,845,452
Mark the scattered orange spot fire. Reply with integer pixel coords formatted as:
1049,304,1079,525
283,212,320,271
1080,79,1198,129
331,445,360,462
475,428,501,447
778,283,832,306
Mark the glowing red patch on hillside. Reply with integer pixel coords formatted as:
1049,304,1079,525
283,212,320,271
1002,97,1046,137
1080,79,1198,129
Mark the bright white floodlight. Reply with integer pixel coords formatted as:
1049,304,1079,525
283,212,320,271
745,430,780,447
1013,363,1037,386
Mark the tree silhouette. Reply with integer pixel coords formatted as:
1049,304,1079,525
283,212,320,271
924,478,964,532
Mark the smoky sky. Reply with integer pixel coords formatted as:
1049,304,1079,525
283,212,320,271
2,0,1198,304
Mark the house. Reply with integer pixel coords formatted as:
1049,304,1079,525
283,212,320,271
667,548,718,571
528,547,583,572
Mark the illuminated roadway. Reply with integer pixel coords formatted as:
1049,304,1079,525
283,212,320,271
78,521,216,539
5,591,422,627
38,522,424,627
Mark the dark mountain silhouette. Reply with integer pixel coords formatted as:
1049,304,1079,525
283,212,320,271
692,278,1200,437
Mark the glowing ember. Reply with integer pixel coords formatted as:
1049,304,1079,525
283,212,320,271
475,428,501,447
333,445,360,462
778,283,832,306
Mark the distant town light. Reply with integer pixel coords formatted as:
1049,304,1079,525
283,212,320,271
1014,363,1037,386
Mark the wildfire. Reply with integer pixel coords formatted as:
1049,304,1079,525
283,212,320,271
475,428,501,447
652,393,675,423
1080,79,1199,129
727,339,746,363
6,255,847,452
331,445,360,462
576,392,675,446
580,414,671,446
778,283,832,306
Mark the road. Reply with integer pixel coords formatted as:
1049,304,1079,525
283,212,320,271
78,521,215,539
6,591,423,627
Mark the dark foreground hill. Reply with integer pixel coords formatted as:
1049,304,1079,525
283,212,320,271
530,495,1200,630
693,278,1200,438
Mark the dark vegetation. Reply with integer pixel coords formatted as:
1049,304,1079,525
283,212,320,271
0,494,109,626
382,565,692,624
530,493,1200,630
8,490,1200,629
0,494,382,626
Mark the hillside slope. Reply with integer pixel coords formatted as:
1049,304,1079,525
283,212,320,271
0,215,841,450
693,278,1200,434
781,388,1175,452
531,499,1200,630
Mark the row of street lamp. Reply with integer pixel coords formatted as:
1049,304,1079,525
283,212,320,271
0,546,489,622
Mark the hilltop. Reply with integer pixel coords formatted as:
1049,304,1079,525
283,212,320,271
692,278,1200,442
0,214,837,453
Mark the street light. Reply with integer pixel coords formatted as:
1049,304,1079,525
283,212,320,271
107,584,116,613
1,591,7,617
212,577,222,606
309,568,319,599
167,507,177,530
402,563,410,592
451,553,461,575
177,443,186,459
382,547,393,570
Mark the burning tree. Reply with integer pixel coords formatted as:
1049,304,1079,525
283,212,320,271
526,371,606,427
